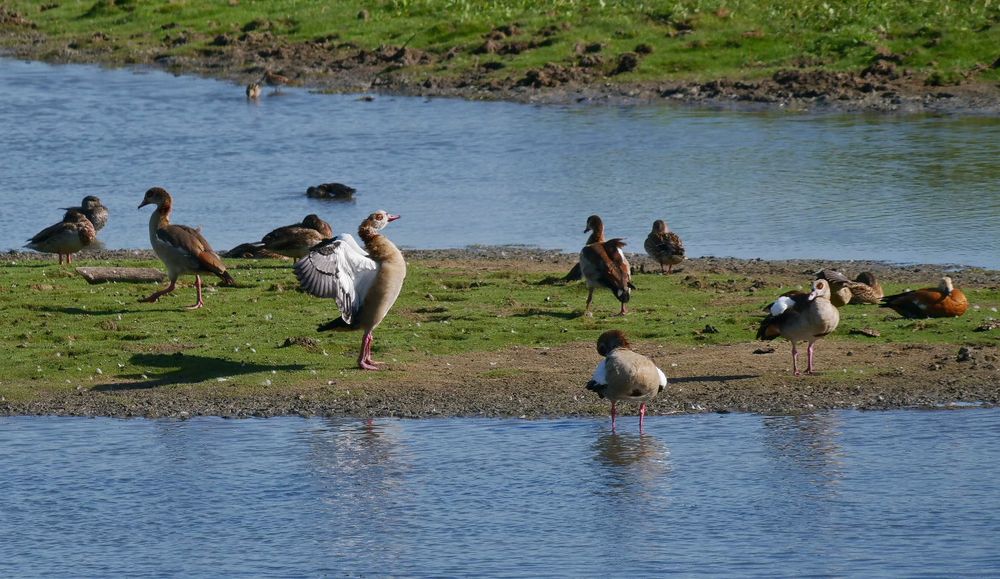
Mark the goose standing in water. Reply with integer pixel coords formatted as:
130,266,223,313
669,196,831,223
260,214,333,260
295,210,406,370
880,276,968,318
61,195,109,232
138,187,236,309
564,214,605,282
25,208,96,264
757,279,840,376
580,230,634,316
644,219,685,274
586,330,667,431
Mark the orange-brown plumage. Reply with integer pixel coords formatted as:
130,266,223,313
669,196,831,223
880,277,968,318
580,237,634,316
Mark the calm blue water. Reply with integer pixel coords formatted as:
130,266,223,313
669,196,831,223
2,409,999,576
2,58,999,267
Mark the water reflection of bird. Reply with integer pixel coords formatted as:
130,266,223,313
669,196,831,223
586,329,667,431
761,413,844,492
295,210,406,370
644,219,685,274
758,279,840,376
25,208,96,264
138,187,236,309
880,276,968,318
61,195,109,232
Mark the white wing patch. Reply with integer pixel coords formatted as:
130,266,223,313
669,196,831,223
656,367,668,387
770,296,795,316
294,234,377,324
590,358,608,385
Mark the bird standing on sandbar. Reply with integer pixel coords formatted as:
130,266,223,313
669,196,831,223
586,329,667,431
137,187,236,309
757,279,840,376
294,210,406,370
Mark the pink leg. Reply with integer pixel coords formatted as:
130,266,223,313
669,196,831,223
807,342,816,374
667,264,672,274
67,253,72,264
610,400,617,431
585,288,595,314
186,275,205,309
639,402,647,432
140,280,177,303
791,342,800,376
358,331,379,371
618,301,628,316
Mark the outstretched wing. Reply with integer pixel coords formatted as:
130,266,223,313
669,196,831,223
294,234,377,324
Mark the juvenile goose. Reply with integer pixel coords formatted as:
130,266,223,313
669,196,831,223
880,276,968,318
564,214,605,282
25,208,96,264
586,329,667,431
260,214,334,260
138,187,236,309
757,279,840,376
61,195,109,232
644,219,685,274
294,210,406,370
580,231,635,316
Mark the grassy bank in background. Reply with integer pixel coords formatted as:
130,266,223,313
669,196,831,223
1,253,998,406
1,0,998,88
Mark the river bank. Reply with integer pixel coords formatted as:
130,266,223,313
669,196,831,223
2,249,997,418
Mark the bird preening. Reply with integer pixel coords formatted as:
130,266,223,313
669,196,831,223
586,329,667,431
294,210,407,371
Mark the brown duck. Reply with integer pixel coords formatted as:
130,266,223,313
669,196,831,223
295,210,406,370
644,219,685,274
25,208,96,264
61,195,109,232
563,214,605,282
585,330,667,431
138,187,236,309
580,230,634,316
757,279,840,375
260,214,333,260
880,276,968,318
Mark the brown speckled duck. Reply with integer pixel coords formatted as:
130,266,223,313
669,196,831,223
61,195,109,232
295,210,406,371
644,219,685,274
262,70,290,93
246,81,262,100
25,208,96,264
138,187,236,309
586,330,667,431
846,272,884,305
260,214,333,260
579,227,634,316
880,276,968,318
757,279,840,376
563,214,604,282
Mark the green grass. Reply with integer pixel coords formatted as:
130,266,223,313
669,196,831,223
0,256,997,401
2,0,998,85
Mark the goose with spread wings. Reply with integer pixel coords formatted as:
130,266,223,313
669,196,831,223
295,210,406,370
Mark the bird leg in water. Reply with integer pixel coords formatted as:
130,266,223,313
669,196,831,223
639,402,647,432
358,331,380,371
791,342,801,376
186,275,205,310
140,280,177,304
610,400,617,431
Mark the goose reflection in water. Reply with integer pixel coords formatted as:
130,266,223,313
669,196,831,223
592,431,671,498
762,413,845,497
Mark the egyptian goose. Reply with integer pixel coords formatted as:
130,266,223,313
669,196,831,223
586,329,667,431
880,276,968,318
25,208,96,264
260,214,333,260
644,219,685,274
564,214,605,281
579,227,634,316
757,278,840,376
61,195,109,232
294,210,406,371
246,81,262,100
261,70,290,93
138,187,236,309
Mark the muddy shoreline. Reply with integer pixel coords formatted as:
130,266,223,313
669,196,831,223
3,26,1000,113
3,249,998,419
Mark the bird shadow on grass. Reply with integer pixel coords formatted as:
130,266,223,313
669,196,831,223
28,304,137,316
510,309,580,320
669,374,759,384
92,353,306,391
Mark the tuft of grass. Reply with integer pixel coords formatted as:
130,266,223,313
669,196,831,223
0,256,997,401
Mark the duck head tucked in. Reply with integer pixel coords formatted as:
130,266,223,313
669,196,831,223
880,276,968,319
586,329,667,431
